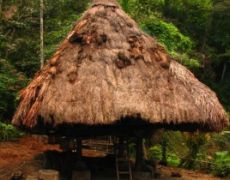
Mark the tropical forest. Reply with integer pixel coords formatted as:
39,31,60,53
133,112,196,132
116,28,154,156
0,0,229,179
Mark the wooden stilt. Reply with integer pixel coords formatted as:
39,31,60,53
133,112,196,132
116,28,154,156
77,139,82,158
135,137,144,171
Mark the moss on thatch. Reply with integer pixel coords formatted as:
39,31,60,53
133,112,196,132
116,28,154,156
12,0,229,131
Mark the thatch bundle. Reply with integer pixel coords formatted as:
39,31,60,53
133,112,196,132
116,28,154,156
12,0,228,132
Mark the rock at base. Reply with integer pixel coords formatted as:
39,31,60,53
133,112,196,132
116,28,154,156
26,175,38,180
38,169,59,180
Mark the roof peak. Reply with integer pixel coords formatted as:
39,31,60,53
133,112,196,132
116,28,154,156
92,0,119,7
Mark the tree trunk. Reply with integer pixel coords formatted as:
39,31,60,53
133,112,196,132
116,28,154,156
221,62,227,81
40,0,44,68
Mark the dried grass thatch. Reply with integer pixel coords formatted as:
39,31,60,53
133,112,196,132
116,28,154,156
12,0,229,131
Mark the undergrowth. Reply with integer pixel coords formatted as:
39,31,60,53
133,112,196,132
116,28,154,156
0,122,23,141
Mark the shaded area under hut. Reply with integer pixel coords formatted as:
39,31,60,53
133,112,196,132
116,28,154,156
12,0,229,179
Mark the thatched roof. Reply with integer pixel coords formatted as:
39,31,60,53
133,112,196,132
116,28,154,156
12,0,229,132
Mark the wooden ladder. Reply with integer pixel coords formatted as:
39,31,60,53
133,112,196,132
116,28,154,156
115,140,132,180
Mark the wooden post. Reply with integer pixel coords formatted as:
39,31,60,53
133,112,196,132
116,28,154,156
77,139,82,158
117,137,125,157
135,137,144,171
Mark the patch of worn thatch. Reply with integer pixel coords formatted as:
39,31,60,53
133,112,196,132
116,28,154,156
12,0,229,131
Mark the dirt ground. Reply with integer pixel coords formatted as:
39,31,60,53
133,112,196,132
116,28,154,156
0,136,226,180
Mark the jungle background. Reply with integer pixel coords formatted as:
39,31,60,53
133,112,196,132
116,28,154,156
0,0,229,178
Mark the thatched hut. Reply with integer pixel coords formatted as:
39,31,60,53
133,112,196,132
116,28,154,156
12,0,228,172
13,0,228,132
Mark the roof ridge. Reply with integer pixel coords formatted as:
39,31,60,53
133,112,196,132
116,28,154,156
92,0,119,7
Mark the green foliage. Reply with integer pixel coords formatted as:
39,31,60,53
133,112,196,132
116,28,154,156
141,16,193,53
0,122,23,141
170,52,201,69
128,142,136,158
211,151,230,177
182,134,206,169
43,0,87,59
0,59,27,120
211,131,230,151
0,0,88,121
148,145,181,167
121,0,164,20
148,145,162,160
139,16,201,69
210,0,230,51
210,78,230,113
119,0,130,13
44,14,80,59
0,1,40,76
162,0,213,43
167,153,181,167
